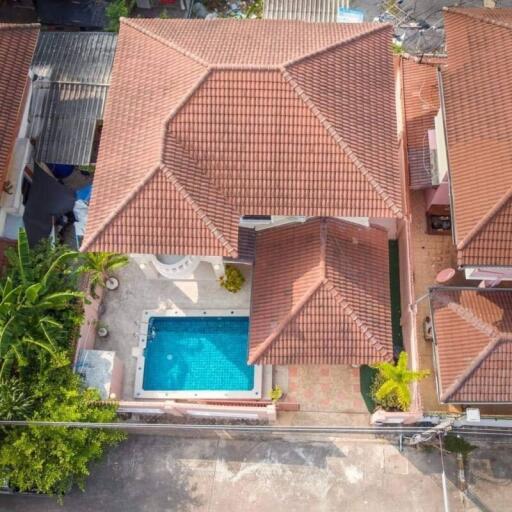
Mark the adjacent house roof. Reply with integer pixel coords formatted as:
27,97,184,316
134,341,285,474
29,32,117,166
0,23,39,187
442,8,512,267
401,55,446,190
35,0,107,30
264,0,341,22
249,218,393,365
82,19,402,256
430,287,512,403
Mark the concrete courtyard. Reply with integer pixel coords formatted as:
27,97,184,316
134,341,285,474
0,434,471,512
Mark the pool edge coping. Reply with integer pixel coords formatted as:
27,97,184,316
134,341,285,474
134,308,263,400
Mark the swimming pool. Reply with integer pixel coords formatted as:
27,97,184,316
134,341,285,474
134,309,262,399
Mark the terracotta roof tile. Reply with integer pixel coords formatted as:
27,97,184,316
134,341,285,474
442,8,512,266
249,218,393,365
83,19,402,255
0,23,39,187
401,55,445,190
430,287,512,403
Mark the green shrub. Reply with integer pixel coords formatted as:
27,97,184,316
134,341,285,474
219,265,245,293
106,0,133,32
0,368,125,497
370,372,402,411
0,379,34,420
269,385,283,402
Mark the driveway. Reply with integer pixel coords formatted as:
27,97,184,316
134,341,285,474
0,434,466,512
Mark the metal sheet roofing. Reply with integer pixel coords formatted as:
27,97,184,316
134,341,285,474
264,0,343,22
29,32,117,166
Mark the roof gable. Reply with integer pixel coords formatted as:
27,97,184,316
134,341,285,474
83,19,402,255
430,287,512,403
249,218,393,365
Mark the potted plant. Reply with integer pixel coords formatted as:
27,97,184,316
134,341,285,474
219,264,245,293
79,252,129,299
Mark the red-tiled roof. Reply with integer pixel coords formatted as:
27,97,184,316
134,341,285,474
442,8,512,266
83,19,402,256
249,218,393,365
0,23,39,187
430,287,512,403
401,55,445,190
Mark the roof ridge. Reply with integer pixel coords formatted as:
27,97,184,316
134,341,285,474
159,164,238,257
120,17,210,68
281,69,403,218
444,7,512,31
457,186,512,250
0,23,40,31
435,290,500,338
247,279,324,364
440,335,503,402
284,23,392,68
323,279,393,360
81,164,162,251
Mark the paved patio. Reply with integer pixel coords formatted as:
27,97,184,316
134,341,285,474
97,259,252,400
409,191,459,413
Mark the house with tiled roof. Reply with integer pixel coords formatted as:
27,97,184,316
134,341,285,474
430,287,512,404
400,7,512,409
401,8,512,282
83,18,403,375
0,23,39,245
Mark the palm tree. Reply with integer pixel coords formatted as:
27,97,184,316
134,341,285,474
79,252,129,299
371,352,430,411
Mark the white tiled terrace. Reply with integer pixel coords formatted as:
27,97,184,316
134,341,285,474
95,258,252,400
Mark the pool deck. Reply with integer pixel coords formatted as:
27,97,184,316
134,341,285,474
96,259,253,401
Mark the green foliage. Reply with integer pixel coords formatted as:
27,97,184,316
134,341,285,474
0,230,83,378
0,230,125,497
0,367,125,497
444,434,477,459
269,385,283,402
219,264,245,293
245,0,263,18
371,352,430,411
392,41,404,55
0,379,34,420
370,372,402,411
106,0,133,32
79,252,129,299
159,8,170,19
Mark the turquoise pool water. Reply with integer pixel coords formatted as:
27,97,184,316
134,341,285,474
142,316,254,391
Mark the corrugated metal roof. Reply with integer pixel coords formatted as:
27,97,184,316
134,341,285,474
29,32,116,165
264,0,344,22
29,83,108,165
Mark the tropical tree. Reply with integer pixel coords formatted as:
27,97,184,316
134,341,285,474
371,352,430,411
79,252,129,299
0,230,83,378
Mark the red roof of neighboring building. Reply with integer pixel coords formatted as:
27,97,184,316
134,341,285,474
401,55,445,190
0,23,39,187
442,8,512,266
82,19,402,256
430,287,512,403
248,218,393,365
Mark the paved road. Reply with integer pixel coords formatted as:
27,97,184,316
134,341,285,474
0,433,469,512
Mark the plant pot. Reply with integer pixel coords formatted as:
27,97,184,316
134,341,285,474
97,327,109,338
105,276,119,291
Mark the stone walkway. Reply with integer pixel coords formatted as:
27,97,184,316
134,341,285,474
409,191,458,413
